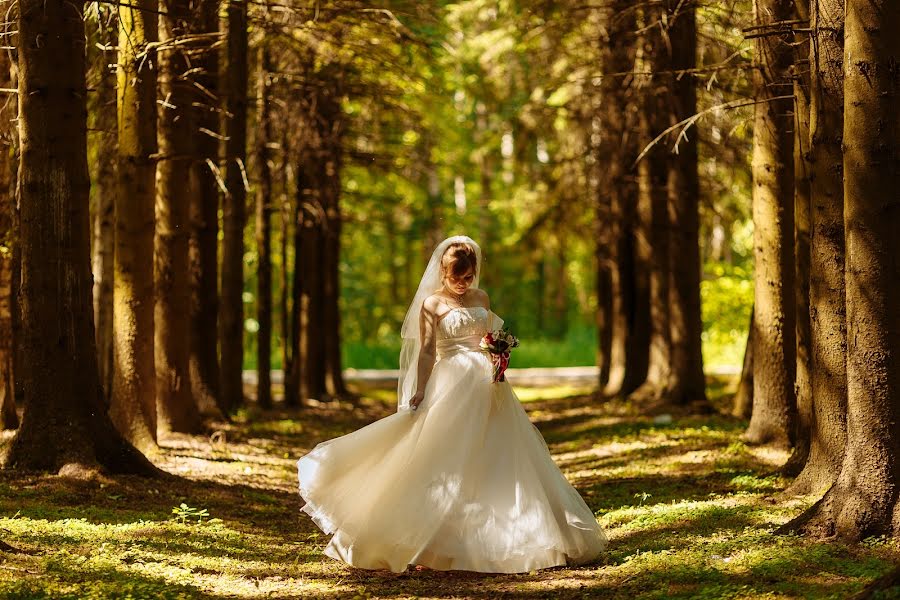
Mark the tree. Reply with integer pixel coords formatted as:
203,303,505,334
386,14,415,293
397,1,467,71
156,0,203,433
220,0,249,413
3,0,154,474
665,0,707,406
783,0,813,477
785,0,846,494
786,0,900,539
255,44,274,409
0,45,16,430
89,9,117,403
111,0,159,451
743,0,797,448
189,0,224,417
630,4,673,404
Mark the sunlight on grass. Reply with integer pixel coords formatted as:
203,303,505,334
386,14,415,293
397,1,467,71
2,389,899,599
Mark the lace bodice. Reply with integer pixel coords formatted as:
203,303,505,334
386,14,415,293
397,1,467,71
437,307,490,339
436,307,502,358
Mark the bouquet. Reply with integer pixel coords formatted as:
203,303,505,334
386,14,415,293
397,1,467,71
480,328,520,383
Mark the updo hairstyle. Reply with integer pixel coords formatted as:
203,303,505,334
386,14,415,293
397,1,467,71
440,243,478,283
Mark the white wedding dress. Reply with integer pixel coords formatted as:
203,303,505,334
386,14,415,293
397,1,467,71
296,306,607,573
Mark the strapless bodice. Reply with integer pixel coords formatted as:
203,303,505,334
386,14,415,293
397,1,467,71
436,307,502,358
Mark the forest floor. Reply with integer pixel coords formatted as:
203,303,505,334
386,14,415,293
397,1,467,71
1,377,899,599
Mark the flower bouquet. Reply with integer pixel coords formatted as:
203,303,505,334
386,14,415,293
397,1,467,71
480,328,520,383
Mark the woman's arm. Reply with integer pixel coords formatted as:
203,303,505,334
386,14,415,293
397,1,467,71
410,296,439,408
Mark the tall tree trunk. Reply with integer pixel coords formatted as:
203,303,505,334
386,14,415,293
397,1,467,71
786,0,900,538
113,0,159,451
786,0,846,492
782,0,813,477
665,0,707,406
296,164,325,402
630,14,672,404
0,47,16,429
284,174,302,408
279,130,292,395
732,311,754,419
743,0,797,448
220,0,249,413
3,0,154,474
189,0,223,418
156,0,202,433
255,44,273,409
89,12,117,404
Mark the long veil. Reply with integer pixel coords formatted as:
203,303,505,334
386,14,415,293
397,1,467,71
397,235,482,411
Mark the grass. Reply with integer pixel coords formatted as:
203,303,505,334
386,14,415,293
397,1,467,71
1,379,898,599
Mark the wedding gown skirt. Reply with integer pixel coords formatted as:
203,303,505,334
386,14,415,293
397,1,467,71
297,307,607,573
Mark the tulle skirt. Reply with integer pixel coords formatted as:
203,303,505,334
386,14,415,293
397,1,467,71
296,349,608,573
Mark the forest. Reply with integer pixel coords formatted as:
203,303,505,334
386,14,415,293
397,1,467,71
0,0,899,597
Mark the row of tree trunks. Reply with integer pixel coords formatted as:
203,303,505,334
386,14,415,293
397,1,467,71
785,0,846,494
189,0,224,418
284,81,348,405
220,0,250,414
743,0,797,448
602,0,705,407
156,0,203,434
111,0,159,453
2,0,154,474
785,0,900,540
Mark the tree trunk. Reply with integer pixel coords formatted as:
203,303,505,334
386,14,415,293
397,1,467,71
732,311,754,419
783,0,813,477
255,44,273,409
296,168,325,402
783,0,899,540
89,13,117,404
665,0,707,406
112,0,159,451
630,14,672,404
0,48,15,429
188,0,223,418
743,0,797,448
785,0,847,493
279,130,292,396
220,0,249,413
3,0,155,474
155,0,202,433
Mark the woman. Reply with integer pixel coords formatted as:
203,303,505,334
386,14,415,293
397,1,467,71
297,235,607,573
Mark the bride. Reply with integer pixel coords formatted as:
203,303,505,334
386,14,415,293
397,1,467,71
296,235,607,573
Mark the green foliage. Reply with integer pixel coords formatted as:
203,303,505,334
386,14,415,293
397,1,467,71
701,262,753,370
170,504,210,525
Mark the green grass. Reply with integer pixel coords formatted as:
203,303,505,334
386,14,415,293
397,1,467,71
1,381,897,599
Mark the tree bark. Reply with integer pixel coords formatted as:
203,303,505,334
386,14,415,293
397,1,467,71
89,12,117,404
220,0,249,414
785,0,847,494
782,0,813,477
188,0,223,418
112,0,159,451
665,0,707,406
156,0,202,433
3,0,155,474
279,130,292,398
255,44,273,409
743,0,797,448
732,311,754,419
0,51,15,430
784,0,900,540
630,11,672,404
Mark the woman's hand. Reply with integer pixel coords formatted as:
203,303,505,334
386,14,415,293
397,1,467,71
409,391,425,411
